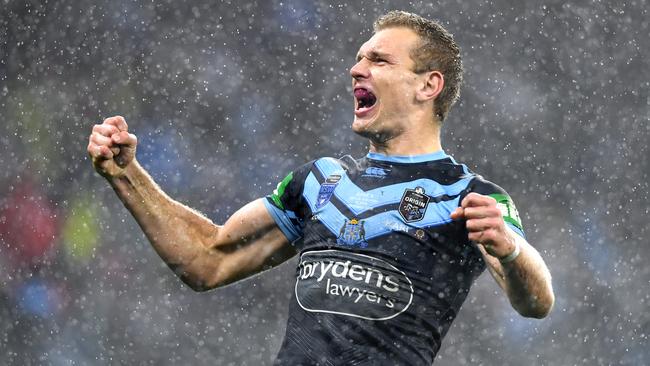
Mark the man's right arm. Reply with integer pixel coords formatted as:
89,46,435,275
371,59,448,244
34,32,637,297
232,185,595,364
88,116,296,291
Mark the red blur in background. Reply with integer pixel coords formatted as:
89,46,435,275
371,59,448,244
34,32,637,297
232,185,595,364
0,182,58,266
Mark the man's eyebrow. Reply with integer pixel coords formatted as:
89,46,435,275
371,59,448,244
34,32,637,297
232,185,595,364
356,50,390,62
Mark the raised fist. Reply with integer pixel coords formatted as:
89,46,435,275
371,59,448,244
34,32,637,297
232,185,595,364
450,192,517,260
87,116,137,179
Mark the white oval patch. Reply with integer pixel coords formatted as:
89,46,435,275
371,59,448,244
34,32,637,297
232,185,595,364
294,249,414,321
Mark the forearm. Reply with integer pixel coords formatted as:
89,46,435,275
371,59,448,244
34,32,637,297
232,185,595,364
107,159,220,287
88,117,293,291
500,235,555,318
453,192,554,318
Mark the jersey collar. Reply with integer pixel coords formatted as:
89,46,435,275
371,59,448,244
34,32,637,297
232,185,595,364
366,150,449,164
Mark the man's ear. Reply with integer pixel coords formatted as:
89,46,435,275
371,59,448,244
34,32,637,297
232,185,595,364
416,71,444,102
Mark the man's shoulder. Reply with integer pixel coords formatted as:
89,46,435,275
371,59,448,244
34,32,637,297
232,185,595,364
311,155,363,174
465,174,507,195
404,154,475,186
442,155,506,194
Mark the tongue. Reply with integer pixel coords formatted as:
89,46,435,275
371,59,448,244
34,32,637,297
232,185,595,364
354,89,373,99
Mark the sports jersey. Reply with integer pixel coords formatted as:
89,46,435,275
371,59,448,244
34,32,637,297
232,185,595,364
263,150,525,366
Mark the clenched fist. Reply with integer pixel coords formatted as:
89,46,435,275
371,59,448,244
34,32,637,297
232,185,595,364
87,116,138,179
450,192,517,260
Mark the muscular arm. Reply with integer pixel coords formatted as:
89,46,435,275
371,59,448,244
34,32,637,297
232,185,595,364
88,116,296,291
451,193,554,318
110,162,295,290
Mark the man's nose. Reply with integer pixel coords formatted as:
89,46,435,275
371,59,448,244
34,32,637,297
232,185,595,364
350,58,370,79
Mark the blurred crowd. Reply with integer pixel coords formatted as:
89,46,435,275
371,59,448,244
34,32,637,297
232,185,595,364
1,0,648,365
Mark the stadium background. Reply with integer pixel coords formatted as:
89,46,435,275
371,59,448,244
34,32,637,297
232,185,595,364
1,0,648,364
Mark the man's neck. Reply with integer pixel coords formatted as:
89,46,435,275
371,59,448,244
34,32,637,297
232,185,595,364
368,122,442,156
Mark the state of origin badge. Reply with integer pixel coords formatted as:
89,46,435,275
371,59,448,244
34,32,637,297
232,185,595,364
398,186,430,222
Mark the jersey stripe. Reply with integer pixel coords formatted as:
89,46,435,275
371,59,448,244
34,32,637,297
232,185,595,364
303,172,461,240
264,198,302,242
313,158,474,216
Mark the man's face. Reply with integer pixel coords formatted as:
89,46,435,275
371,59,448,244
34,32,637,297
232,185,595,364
350,27,424,140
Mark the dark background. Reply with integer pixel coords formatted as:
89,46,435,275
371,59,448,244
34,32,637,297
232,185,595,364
1,0,648,364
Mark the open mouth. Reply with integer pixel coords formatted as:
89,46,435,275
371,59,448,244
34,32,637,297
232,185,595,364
354,88,377,111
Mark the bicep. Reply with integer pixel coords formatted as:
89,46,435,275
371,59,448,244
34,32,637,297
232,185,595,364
205,198,297,287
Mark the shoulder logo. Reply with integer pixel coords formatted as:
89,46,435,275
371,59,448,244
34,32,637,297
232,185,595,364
337,218,368,248
489,193,523,230
271,172,293,210
398,186,430,223
316,174,341,209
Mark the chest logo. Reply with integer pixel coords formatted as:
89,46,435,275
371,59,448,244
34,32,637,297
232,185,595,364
398,186,430,223
337,218,368,248
316,174,341,209
295,250,414,321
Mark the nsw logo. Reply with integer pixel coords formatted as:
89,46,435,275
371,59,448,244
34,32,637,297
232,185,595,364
398,186,430,223
337,218,368,248
316,174,341,209
295,250,414,321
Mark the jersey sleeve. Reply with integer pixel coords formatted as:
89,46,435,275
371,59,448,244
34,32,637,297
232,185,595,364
464,176,526,239
263,161,313,243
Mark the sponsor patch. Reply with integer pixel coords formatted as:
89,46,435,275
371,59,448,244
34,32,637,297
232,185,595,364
362,166,391,178
295,250,414,321
316,174,341,209
488,193,523,230
398,186,430,223
271,172,293,210
337,218,368,248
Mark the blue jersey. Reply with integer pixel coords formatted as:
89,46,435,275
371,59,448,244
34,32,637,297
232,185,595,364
264,151,525,366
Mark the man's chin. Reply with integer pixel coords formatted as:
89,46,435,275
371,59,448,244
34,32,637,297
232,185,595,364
351,117,374,136
351,117,384,140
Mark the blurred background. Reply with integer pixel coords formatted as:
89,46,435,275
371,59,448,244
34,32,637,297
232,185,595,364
1,0,648,365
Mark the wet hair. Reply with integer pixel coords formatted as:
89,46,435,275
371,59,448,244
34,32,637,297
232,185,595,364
374,10,463,122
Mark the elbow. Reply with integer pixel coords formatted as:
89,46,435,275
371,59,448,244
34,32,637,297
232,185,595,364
182,278,214,292
515,292,555,319
180,274,223,292
173,263,223,293
517,305,551,319
174,248,230,292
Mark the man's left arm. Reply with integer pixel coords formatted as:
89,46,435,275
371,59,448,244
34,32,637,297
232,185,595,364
451,193,555,318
